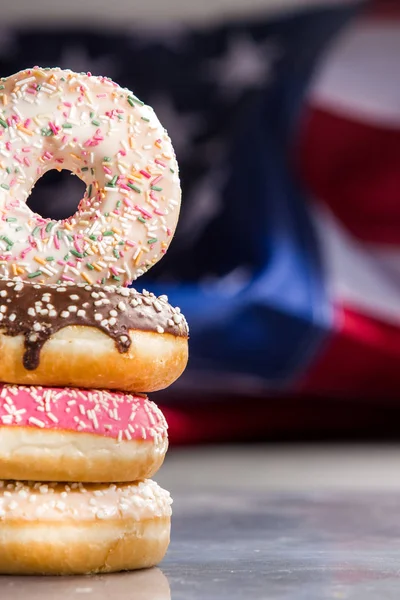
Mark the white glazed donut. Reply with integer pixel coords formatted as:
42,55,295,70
0,479,172,574
0,66,181,285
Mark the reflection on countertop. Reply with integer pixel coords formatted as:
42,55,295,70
2,568,170,599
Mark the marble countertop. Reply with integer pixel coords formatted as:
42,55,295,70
5,444,400,599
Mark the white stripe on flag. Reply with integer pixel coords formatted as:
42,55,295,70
311,203,400,325
309,21,400,127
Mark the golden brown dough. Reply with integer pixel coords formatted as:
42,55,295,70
0,327,188,392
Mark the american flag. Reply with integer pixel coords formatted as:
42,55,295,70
3,1,400,442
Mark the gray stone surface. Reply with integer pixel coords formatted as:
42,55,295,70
4,445,400,598
164,489,400,599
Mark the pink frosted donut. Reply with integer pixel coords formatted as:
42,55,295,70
0,67,181,285
0,384,168,482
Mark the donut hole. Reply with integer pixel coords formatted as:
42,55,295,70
26,170,86,221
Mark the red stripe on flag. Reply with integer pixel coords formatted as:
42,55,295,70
297,106,400,245
366,0,400,19
159,395,393,444
298,304,400,400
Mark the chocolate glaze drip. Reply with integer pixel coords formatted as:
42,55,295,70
0,279,188,370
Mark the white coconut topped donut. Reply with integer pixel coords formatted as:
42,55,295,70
0,479,172,574
0,66,181,285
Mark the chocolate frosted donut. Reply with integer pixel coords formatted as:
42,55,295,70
0,278,188,392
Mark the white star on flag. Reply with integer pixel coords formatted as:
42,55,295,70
129,22,189,51
150,94,205,157
59,46,118,78
206,34,281,98
179,169,227,245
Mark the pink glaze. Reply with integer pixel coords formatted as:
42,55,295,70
0,385,167,442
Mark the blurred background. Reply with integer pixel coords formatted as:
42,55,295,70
2,0,400,445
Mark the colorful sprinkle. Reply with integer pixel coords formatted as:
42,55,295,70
127,183,141,193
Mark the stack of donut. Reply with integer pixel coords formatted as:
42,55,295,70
0,67,188,575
